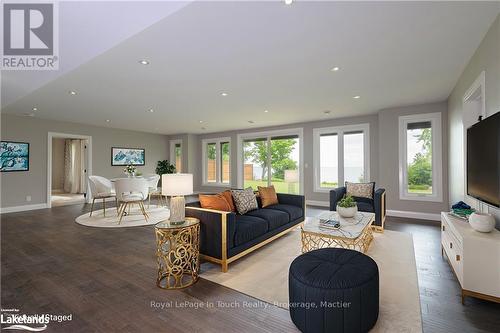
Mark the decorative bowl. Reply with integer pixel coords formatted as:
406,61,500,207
337,205,358,218
469,212,496,233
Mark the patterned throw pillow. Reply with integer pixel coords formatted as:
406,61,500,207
346,182,375,199
258,185,278,208
231,187,258,215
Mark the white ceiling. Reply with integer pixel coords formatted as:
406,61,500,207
2,1,499,135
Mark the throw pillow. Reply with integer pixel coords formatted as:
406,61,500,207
231,187,258,215
199,194,232,212
346,182,375,199
258,185,278,208
221,190,236,212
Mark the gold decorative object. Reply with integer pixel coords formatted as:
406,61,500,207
154,217,200,289
301,213,374,253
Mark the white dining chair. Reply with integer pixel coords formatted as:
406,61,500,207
88,175,117,217
114,178,150,224
145,174,165,208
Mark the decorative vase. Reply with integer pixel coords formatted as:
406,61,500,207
469,212,496,233
337,205,358,218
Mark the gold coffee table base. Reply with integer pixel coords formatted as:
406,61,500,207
155,218,200,290
301,221,374,254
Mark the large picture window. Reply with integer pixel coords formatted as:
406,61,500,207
238,129,302,195
313,124,370,192
398,113,442,202
202,138,231,186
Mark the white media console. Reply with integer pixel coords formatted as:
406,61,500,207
441,212,500,304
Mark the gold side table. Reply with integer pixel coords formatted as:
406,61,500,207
154,217,200,290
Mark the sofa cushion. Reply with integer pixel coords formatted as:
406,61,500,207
221,190,237,212
346,182,375,199
258,185,279,208
246,208,290,230
199,193,232,212
356,201,374,213
232,187,259,215
234,215,268,246
264,204,303,221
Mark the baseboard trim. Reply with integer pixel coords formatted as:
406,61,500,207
306,200,329,207
387,209,441,221
0,203,49,214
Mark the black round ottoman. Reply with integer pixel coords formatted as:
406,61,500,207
289,248,379,333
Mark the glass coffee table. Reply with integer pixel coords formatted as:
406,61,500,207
301,211,375,253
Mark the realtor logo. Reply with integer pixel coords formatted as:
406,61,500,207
1,2,59,70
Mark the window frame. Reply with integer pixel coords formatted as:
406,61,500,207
202,137,231,187
313,124,370,193
398,112,442,202
169,139,182,173
236,128,304,194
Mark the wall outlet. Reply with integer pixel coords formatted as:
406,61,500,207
26,195,31,202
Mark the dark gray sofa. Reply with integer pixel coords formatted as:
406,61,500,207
186,193,305,272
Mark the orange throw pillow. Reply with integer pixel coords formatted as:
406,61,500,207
221,190,236,212
199,194,231,212
258,185,278,208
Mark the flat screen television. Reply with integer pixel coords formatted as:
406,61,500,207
466,111,500,207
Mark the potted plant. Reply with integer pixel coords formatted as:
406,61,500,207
155,160,176,186
123,164,137,177
336,194,358,218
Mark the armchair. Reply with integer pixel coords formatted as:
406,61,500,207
330,185,386,231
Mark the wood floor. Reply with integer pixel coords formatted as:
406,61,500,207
1,203,499,332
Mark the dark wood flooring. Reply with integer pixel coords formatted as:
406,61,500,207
1,203,499,332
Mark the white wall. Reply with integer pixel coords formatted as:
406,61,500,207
448,15,500,228
1,114,169,209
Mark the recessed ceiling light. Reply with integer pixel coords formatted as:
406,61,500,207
285,0,293,5
248,120,255,124
69,90,77,95
106,119,110,123
353,95,361,99
221,92,228,97
331,66,340,72
148,108,154,113
264,110,269,113
32,107,38,111
139,60,150,65
199,120,203,123
323,110,331,115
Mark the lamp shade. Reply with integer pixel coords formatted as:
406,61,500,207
162,173,193,196
284,169,299,183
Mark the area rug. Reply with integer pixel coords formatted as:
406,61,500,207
75,206,169,228
201,228,422,332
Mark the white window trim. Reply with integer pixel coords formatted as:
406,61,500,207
202,137,231,187
313,124,370,193
398,112,443,202
236,128,304,194
170,139,182,172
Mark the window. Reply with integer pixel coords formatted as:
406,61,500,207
313,124,370,192
202,138,231,186
238,129,302,195
398,113,442,202
170,140,182,172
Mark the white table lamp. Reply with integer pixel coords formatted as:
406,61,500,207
162,173,193,224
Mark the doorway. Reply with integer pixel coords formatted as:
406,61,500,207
47,132,92,208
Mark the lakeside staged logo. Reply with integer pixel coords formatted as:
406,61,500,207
1,308,72,331
1,1,59,70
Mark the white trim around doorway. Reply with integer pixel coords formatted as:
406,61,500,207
47,132,93,208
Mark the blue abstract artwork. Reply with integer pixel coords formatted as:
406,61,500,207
0,141,29,172
112,147,145,166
